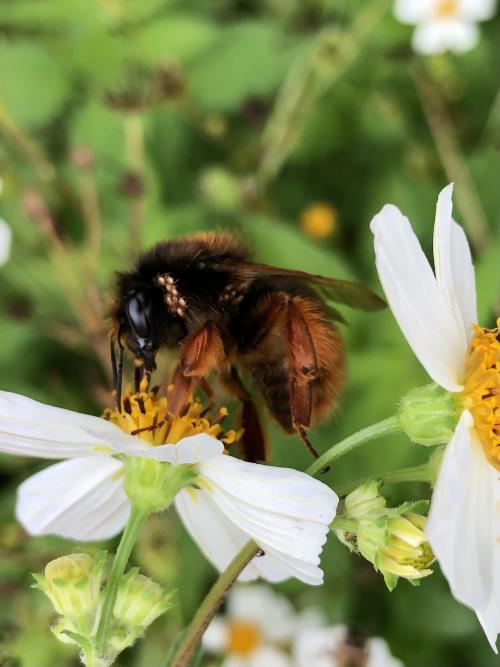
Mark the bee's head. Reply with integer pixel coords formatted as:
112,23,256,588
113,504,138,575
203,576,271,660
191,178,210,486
123,291,157,372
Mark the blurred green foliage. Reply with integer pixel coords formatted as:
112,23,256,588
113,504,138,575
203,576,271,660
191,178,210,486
0,0,498,665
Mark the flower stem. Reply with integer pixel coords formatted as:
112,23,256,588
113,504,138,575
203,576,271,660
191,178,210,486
335,463,432,497
167,541,260,667
95,506,148,656
307,415,401,477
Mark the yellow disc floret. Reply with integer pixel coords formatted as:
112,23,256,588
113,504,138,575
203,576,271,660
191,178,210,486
103,379,240,448
435,0,458,19
461,319,500,470
226,620,262,657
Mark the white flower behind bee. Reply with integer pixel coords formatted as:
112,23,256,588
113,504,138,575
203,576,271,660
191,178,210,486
293,625,404,667
394,0,496,54
203,585,296,667
0,219,12,266
0,389,337,587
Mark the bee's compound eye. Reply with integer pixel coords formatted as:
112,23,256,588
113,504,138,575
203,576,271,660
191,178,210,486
126,292,152,339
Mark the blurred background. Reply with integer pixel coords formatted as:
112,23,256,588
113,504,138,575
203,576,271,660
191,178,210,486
0,1,498,665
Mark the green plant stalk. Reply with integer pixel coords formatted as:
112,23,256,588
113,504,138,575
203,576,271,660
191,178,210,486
125,113,146,257
95,506,149,657
307,415,401,476
257,0,390,187
167,541,260,667
335,462,432,497
414,66,490,254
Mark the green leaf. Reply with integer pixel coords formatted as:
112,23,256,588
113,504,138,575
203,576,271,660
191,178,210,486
0,42,69,128
189,21,301,111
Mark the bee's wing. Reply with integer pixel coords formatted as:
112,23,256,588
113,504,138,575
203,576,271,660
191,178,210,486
239,262,386,312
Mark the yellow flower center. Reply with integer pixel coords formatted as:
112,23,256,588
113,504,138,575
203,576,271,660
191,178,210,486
103,380,240,447
300,202,338,240
226,620,262,657
434,0,458,19
461,320,500,470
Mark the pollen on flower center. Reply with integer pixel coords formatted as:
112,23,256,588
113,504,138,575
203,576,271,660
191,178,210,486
461,319,500,469
434,0,458,19
103,379,240,447
226,620,262,657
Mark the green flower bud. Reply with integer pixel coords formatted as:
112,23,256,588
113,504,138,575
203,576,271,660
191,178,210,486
33,553,105,619
113,569,173,635
398,383,456,446
344,481,387,519
357,511,434,591
198,167,242,212
123,458,198,513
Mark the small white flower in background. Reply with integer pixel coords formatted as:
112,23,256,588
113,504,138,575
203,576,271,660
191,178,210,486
204,585,296,667
0,389,337,586
293,625,404,667
371,184,500,650
394,0,496,54
0,218,12,266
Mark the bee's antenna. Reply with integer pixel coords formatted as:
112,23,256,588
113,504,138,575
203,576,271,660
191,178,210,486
110,337,119,408
116,329,124,412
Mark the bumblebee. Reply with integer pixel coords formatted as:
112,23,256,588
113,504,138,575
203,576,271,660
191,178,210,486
111,232,385,461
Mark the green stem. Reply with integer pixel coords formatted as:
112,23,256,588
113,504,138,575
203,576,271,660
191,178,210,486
167,541,260,667
95,506,148,656
307,415,401,477
335,463,432,497
379,463,431,486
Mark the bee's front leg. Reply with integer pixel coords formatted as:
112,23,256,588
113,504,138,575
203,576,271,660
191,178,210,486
167,322,226,416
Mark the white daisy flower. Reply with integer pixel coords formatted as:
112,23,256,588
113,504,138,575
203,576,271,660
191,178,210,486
371,184,500,650
0,218,12,266
203,585,296,667
394,0,496,54
293,625,404,667
0,388,338,586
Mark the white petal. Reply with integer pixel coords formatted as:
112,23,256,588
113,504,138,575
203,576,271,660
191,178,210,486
16,456,130,540
367,637,405,667
203,616,228,653
460,0,496,21
112,433,225,464
370,204,466,391
227,586,296,642
0,219,11,266
413,19,479,54
248,646,292,667
477,590,500,653
427,411,498,615
433,184,477,339
197,456,338,585
0,391,142,459
175,487,292,583
293,626,347,667
393,0,434,23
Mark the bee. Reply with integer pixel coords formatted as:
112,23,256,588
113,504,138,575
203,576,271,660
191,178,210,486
110,231,385,461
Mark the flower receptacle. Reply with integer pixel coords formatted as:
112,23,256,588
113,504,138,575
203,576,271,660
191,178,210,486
398,383,456,446
123,457,198,513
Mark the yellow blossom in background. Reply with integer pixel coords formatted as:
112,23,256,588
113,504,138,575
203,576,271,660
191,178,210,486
300,202,338,240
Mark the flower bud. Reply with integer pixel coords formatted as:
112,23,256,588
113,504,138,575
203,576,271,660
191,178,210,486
198,167,242,212
357,511,434,591
123,458,198,513
113,569,173,631
33,553,105,618
398,383,456,446
344,481,387,519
